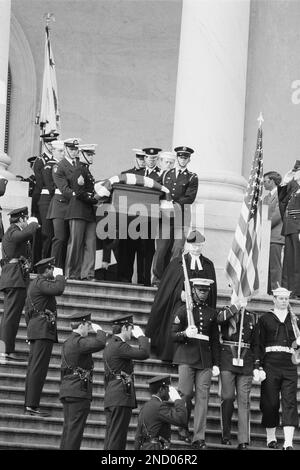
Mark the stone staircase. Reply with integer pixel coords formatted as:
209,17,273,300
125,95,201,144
0,280,299,451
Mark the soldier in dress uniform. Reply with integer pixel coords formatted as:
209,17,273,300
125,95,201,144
38,140,65,259
217,300,257,449
48,138,81,272
64,144,98,281
135,375,188,450
152,146,199,286
24,257,66,416
278,161,300,299
254,286,300,450
0,177,8,241
171,278,220,449
0,207,39,360
118,149,146,283
59,311,106,450
103,315,150,450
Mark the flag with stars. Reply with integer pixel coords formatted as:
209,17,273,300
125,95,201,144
225,115,264,301
39,23,60,135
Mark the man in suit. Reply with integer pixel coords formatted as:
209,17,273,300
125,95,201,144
278,161,300,299
103,315,150,450
59,312,106,450
48,138,81,272
152,146,199,286
65,144,98,280
171,278,220,449
217,301,257,449
38,140,65,259
135,375,187,450
263,171,284,294
0,207,39,360
24,257,66,416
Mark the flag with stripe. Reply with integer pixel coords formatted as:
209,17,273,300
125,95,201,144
39,23,60,135
225,115,264,301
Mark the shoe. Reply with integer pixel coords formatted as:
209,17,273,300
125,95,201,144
178,428,192,443
192,440,207,450
267,441,279,449
221,438,232,445
283,446,294,450
2,353,27,362
237,443,249,450
24,406,50,417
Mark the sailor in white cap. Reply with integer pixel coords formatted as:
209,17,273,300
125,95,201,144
254,285,300,450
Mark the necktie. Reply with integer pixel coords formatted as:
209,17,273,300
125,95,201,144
72,160,76,167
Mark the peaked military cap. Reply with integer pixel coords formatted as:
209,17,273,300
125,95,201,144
34,257,56,271
293,160,300,171
190,278,214,290
40,131,59,142
64,138,81,148
68,312,91,322
148,375,171,387
142,148,162,156
8,206,28,218
186,229,205,243
79,144,98,154
132,148,146,158
27,156,37,164
112,315,134,326
174,146,194,157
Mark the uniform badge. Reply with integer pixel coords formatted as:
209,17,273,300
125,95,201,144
53,166,58,173
174,316,180,324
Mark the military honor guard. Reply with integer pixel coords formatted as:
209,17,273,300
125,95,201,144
0,207,39,360
0,177,8,241
48,138,81,272
146,230,217,362
64,144,98,281
24,257,66,416
254,286,300,450
103,315,150,450
152,145,198,285
217,301,257,449
171,278,220,449
59,311,106,450
134,375,187,450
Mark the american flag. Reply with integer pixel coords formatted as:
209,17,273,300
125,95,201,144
39,20,60,135
225,114,264,301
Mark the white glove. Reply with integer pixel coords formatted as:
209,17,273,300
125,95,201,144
296,336,300,346
53,267,63,277
27,216,38,224
298,233,300,242
132,325,145,338
77,174,85,186
185,325,198,338
91,323,102,333
253,369,260,382
259,369,266,382
212,366,220,377
181,290,186,302
168,386,181,402
282,170,295,185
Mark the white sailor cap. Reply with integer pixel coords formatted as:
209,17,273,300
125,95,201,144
64,138,81,148
190,278,214,289
272,286,292,297
132,148,146,158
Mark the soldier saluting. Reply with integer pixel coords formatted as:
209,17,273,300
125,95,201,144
59,312,106,450
103,315,150,450
24,257,66,416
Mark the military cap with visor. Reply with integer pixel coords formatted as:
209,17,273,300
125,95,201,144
174,146,194,157
112,315,134,326
8,206,28,218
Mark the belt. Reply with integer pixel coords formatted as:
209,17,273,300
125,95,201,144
195,333,209,341
222,340,250,349
41,189,50,194
265,346,294,354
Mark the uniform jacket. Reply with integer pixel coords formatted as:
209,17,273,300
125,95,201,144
162,167,198,206
25,274,66,342
65,163,97,222
139,166,162,183
32,153,51,217
134,396,187,450
103,335,150,409
172,303,220,368
217,305,256,375
121,167,144,175
278,182,300,235
254,309,300,366
0,223,39,290
59,330,106,400
47,158,79,220
263,189,284,244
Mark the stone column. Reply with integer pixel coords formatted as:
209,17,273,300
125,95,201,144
173,0,253,291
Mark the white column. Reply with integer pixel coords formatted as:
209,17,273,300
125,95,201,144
173,0,251,290
0,0,14,179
